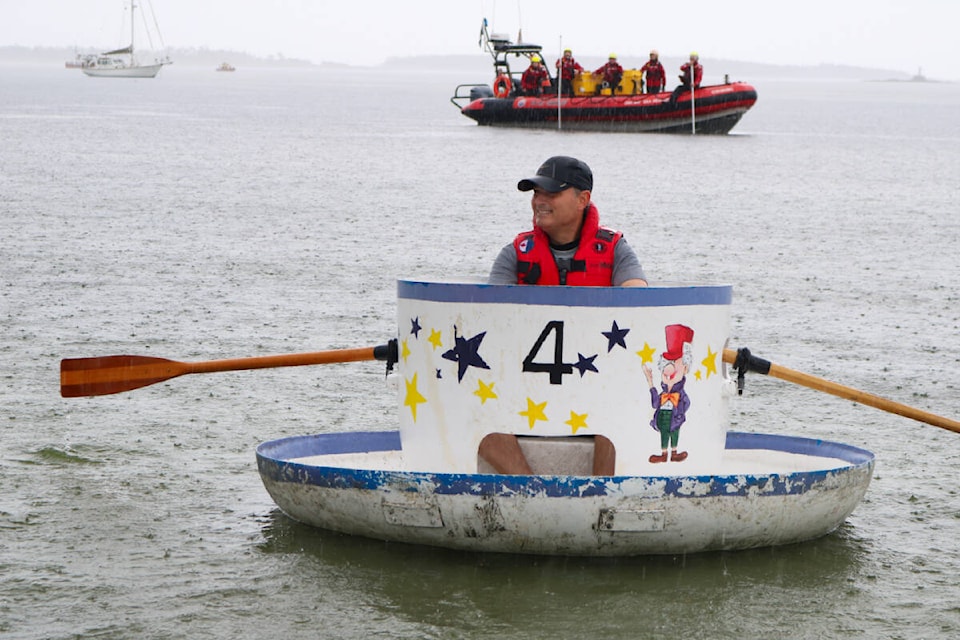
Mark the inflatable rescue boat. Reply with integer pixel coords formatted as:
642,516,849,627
450,23,757,134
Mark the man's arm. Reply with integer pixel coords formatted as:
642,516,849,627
488,244,518,284
612,238,648,286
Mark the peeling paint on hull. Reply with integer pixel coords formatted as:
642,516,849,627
257,431,874,556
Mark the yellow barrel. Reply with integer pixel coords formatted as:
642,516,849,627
573,69,643,96
573,71,598,95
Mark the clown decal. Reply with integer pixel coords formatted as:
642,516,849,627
643,324,694,463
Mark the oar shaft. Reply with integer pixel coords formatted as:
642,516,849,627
185,346,383,374
724,348,960,434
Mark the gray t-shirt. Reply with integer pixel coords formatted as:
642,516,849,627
488,237,647,285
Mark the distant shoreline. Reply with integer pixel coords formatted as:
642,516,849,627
2,45,951,82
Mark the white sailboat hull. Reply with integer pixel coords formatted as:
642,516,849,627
82,63,167,78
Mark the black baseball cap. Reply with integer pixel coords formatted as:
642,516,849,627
517,156,593,193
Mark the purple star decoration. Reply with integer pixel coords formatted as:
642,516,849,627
441,328,490,382
573,353,599,376
602,320,630,352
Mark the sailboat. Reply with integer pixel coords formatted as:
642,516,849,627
82,0,172,78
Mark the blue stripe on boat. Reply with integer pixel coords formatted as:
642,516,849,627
256,431,874,500
397,280,732,307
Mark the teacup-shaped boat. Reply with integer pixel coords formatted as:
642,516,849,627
256,281,875,556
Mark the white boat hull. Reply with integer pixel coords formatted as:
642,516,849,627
257,430,874,556
82,63,166,78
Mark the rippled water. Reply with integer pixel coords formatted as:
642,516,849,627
2,64,959,639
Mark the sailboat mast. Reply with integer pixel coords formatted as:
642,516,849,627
131,1,136,54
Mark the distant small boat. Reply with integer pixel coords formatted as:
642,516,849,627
216,63,236,72
81,0,172,78
65,53,93,69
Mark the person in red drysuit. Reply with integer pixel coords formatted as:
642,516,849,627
641,49,666,94
679,51,703,88
555,48,583,96
593,54,624,95
520,55,550,96
670,51,704,102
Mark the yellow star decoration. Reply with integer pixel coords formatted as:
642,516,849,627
519,397,548,430
566,410,589,434
636,342,656,364
474,379,498,404
428,329,443,350
694,370,702,380
404,373,427,421
401,339,411,363
701,345,718,379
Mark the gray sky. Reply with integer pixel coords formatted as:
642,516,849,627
3,0,958,80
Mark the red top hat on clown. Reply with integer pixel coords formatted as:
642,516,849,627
662,324,695,361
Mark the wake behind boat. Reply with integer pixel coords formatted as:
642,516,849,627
79,0,172,78
450,21,756,134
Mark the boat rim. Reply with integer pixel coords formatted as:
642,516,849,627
257,429,875,486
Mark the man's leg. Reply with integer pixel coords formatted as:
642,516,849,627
479,433,533,474
592,435,616,475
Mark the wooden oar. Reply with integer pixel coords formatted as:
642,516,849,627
723,347,960,434
61,340,398,398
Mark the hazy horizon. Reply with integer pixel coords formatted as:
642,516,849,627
2,0,958,81
3,44,932,83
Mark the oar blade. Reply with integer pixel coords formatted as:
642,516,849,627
59,341,398,398
60,355,187,397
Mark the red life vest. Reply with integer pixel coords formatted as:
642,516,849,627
512,204,621,285
641,61,665,87
557,57,583,81
521,65,549,92
680,62,703,87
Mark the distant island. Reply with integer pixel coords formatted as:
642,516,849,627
380,53,930,82
0,45,320,69
0,45,941,82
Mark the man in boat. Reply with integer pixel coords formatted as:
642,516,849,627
670,51,703,102
520,55,550,96
643,324,694,463
488,156,647,287
640,49,666,94
679,51,703,88
555,48,583,96
484,156,648,475
593,54,624,95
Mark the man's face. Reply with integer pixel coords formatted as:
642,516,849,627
530,187,590,243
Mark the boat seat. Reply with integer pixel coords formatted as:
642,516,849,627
477,435,614,476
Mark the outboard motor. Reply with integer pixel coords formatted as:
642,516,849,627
470,85,495,101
